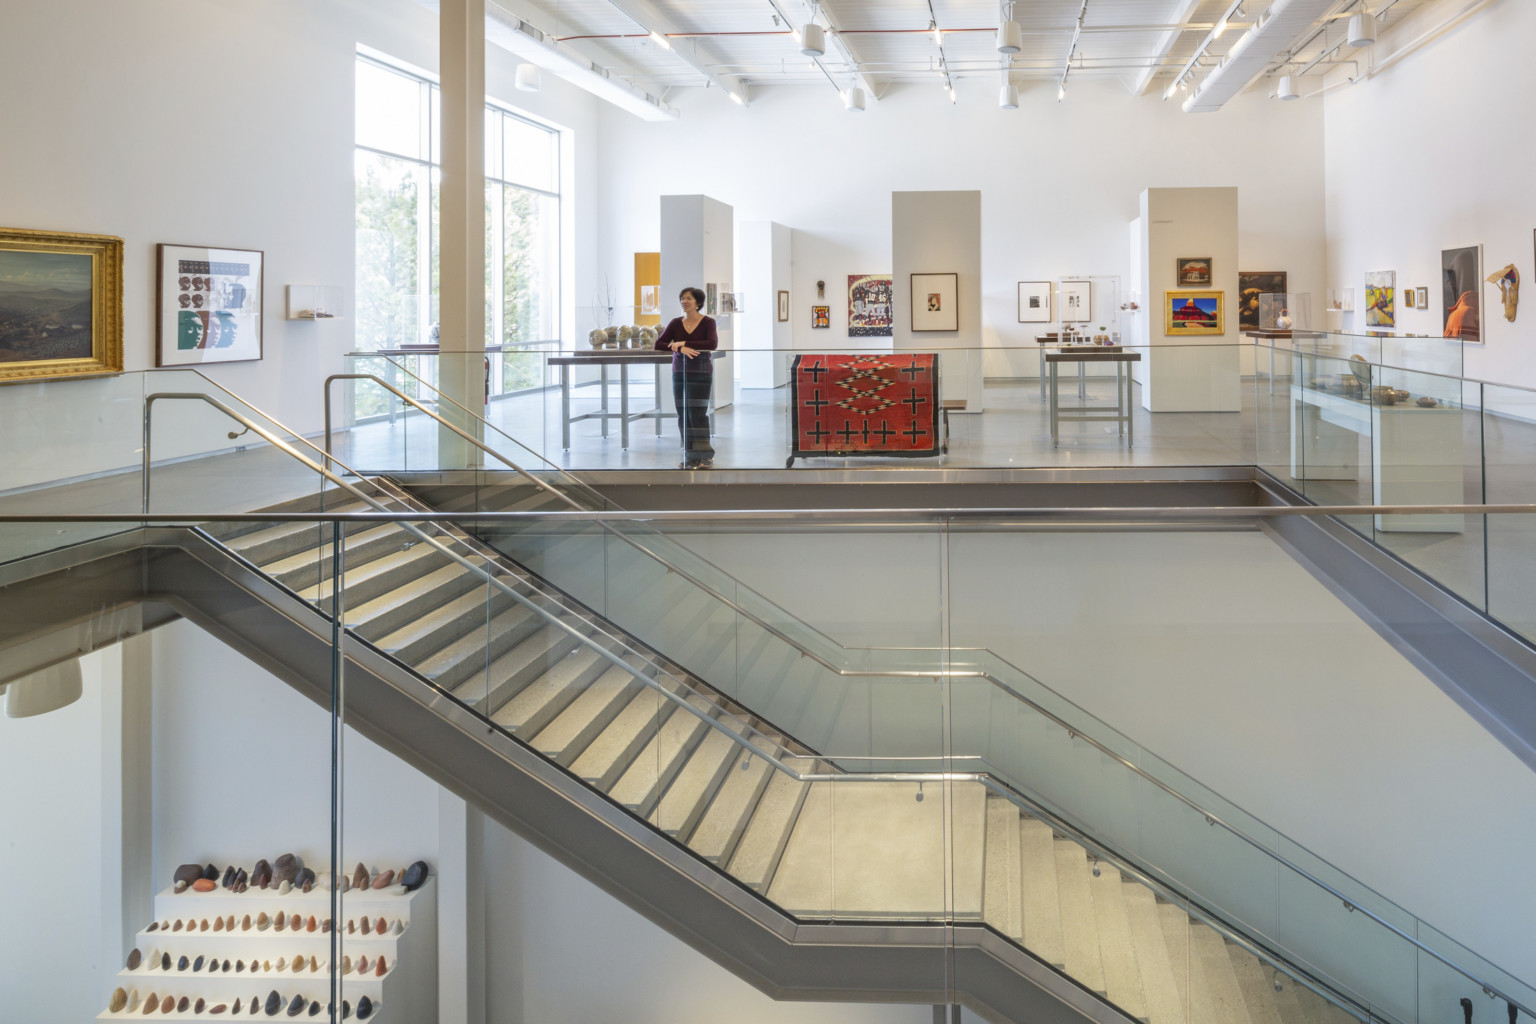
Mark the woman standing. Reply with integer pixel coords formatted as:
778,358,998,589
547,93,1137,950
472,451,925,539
654,286,718,468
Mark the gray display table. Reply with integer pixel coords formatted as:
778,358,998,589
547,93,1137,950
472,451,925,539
1047,349,1141,446
549,353,669,449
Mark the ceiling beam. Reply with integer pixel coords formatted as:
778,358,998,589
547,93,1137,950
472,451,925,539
1132,0,1207,95
600,0,750,104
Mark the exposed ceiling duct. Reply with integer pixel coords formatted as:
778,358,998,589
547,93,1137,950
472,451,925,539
1181,0,1337,113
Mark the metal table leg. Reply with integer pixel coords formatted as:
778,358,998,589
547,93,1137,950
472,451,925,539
620,360,630,448
1078,362,1087,401
1050,361,1059,446
561,363,571,450
599,365,610,438
654,364,663,435
1126,362,1135,447
1038,347,1047,400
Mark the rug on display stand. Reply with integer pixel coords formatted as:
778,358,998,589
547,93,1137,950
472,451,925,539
787,353,942,466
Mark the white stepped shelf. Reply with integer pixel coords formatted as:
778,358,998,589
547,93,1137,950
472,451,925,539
98,876,435,1021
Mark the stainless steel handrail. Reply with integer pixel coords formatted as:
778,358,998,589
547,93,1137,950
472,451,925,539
142,392,801,783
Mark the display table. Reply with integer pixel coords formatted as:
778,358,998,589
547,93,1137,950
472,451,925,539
1047,350,1140,446
1036,336,1115,399
1289,384,1464,532
549,353,669,450
787,353,942,466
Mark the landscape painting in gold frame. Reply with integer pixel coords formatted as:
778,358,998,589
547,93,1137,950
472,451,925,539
0,227,123,383
1164,290,1224,336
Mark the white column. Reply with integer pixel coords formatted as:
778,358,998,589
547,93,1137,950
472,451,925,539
438,791,487,1024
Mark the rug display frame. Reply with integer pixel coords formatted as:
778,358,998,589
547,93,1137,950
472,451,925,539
787,353,943,466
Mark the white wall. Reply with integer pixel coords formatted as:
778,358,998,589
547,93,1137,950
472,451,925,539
893,191,984,411
1324,0,1536,388
594,79,1325,378
0,0,599,490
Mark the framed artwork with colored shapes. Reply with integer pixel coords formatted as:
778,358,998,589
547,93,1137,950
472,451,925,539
156,243,263,366
0,226,123,384
812,305,829,328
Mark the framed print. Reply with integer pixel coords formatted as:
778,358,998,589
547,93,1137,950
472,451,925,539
848,274,893,336
1404,289,1417,309
1441,245,1482,342
1365,270,1396,327
812,305,830,329
1416,286,1429,309
705,282,718,316
1238,271,1287,331
777,290,789,322
639,285,659,315
0,227,123,384
1177,258,1212,287
1059,279,1092,322
910,272,958,332
1017,281,1051,322
156,243,263,366
1165,290,1225,336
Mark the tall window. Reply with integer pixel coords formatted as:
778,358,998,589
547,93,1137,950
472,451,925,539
354,55,562,396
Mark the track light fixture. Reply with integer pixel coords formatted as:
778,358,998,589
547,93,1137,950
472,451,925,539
799,22,826,58
999,82,1018,109
842,86,866,112
1347,11,1377,47
514,63,541,93
930,19,942,46
648,30,670,51
1277,74,1299,100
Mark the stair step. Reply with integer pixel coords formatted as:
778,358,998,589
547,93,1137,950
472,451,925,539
1228,946,1289,1024
264,522,411,589
606,695,717,815
570,686,674,791
297,542,451,608
1087,865,1149,1021
1019,817,1066,967
345,561,486,641
1121,884,1185,1024
654,722,741,837
453,621,590,713
531,664,651,766
1189,922,1254,1024
982,794,1022,940
1156,901,1192,1015
371,584,522,666
488,645,613,739
409,602,543,691
1053,839,1108,995
218,514,361,564
687,748,775,865
727,769,812,892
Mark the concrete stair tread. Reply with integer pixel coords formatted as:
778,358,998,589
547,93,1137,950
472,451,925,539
1019,817,1066,968
411,602,545,682
487,645,611,738
1087,865,1149,1021
727,769,811,891
982,794,1022,941
371,585,524,664
450,621,589,710
1157,901,1192,1014
297,542,449,603
1228,946,1290,1024
606,695,717,812
654,722,741,836
687,751,775,864
569,687,673,790
1189,922,1254,1024
530,664,651,765
345,562,484,639
1121,885,1185,1024
1054,839,1109,995
261,521,405,578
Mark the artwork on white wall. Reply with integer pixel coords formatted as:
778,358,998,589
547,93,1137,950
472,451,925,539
1365,270,1395,328
156,243,263,366
1441,245,1482,342
1017,281,1051,323
1059,280,1092,322
910,272,958,331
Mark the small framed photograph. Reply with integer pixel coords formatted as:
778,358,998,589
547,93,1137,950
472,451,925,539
1177,258,1212,287
0,226,124,384
777,289,789,322
1416,286,1429,309
1165,290,1225,336
1059,279,1092,322
812,305,829,329
1017,281,1051,322
156,243,263,366
910,272,958,332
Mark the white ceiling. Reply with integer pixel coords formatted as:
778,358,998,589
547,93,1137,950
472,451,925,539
495,0,1436,105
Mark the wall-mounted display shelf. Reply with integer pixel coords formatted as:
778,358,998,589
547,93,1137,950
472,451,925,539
286,285,344,320
1327,287,1355,314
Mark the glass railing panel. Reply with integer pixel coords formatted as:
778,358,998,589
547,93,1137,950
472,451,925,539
1482,383,1536,639
1416,922,1536,1024
1290,351,1375,534
1254,340,1301,492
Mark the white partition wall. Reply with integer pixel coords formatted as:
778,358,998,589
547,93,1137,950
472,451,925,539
892,190,984,413
1138,187,1242,412
661,194,734,410
737,221,792,388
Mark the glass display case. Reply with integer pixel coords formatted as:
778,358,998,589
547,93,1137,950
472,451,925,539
1257,292,1313,332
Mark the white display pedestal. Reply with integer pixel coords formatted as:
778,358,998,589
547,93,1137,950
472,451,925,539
1289,385,1464,533
99,876,436,1021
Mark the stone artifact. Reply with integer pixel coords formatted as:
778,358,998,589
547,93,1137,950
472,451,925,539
402,860,429,891
357,995,374,1020
242,914,253,931
127,991,141,1012
111,987,128,1012
273,853,301,884
199,918,210,930
352,863,370,890
306,915,317,933
178,997,191,1013
274,911,286,930
232,999,242,1015
309,1002,321,1017
203,863,219,880
1417,395,1439,407
141,992,156,1015
173,864,204,887
297,868,316,892
264,990,282,1016
146,921,159,932
372,869,395,889
174,880,189,894
160,993,175,1013
211,1004,228,1015
251,859,273,889
278,880,292,895
257,912,271,931
196,998,207,1014
214,916,225,932
160,952,171,970
237,960,246,972
222,865,236,888
375,954,388,977
375,916,387,935
127,948,142,970
222,959,232,972
287,994,305,1017
193,954,205,971
177,955,189,971
275,957,287,972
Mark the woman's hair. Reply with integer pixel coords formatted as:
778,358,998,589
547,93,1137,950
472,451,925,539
680,286,706,309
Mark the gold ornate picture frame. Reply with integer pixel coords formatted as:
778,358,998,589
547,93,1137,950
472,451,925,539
0,227,123,384
1165,290,1225,336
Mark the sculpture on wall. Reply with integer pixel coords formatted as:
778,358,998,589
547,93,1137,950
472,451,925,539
1486,263,1519,322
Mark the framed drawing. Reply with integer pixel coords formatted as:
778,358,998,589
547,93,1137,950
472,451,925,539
1365,270,1396,327
1177,258,1212,287
0,227,123,384
705,282,718,316
848,274,893,336
1441,245,1482,342
1238,271,1287,331
156,243,263,366
910,272,958,332
812,305,830,329
1059,279,1092,322
1165,290,1224,336
1017,281,1051,322
639,285,659,315
777,290,789,323
1416,286,1429,309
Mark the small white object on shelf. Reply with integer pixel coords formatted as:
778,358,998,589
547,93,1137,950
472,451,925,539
286,284,344,321
1327,287,1355,314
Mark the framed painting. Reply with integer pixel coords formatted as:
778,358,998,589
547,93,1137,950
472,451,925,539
1059,279,1092,322
1404,288,1417,309
1177,258,1212,287
1017,281,1051,323
777,290,789,323
848,274,893,336
910,272,958,332
1238,271,1287,331
0,227,123,384
812,305,829,329
156,243,263,366
1365,270,1396,327
705,282,718,316
1165,290,1224,336
1441,245,1482,342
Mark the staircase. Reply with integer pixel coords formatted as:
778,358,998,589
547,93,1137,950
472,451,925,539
191,486,1359,1024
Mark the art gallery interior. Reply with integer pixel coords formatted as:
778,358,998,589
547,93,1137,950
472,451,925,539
3,2,1536,1023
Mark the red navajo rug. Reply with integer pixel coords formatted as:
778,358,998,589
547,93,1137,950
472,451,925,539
788,354,942,464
